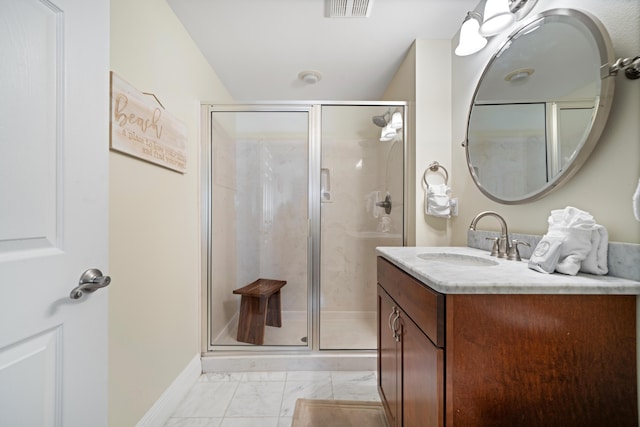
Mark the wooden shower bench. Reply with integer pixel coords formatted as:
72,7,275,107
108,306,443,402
233,278,287,345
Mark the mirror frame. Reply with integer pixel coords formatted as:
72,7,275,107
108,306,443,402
464,8,616,204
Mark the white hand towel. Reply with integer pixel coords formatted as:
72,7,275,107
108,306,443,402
580,225,608,275
552,226,594,275
547,206,596,276
425,184,451,218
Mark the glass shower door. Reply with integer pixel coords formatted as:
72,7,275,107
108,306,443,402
319,105,404,350
208,109,311,348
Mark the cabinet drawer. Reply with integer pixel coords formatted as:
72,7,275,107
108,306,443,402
377,257,445,347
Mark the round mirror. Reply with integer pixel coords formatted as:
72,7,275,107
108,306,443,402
465,9,616,204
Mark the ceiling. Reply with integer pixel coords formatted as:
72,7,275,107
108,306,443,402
166,0,480,101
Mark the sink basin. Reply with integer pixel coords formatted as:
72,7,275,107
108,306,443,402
417,252,499,267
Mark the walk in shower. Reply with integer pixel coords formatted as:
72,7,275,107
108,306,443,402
202,103,405,354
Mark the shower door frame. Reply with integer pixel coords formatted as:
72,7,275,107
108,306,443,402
201,101,408,354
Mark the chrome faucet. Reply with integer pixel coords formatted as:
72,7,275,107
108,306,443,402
469,211,530,261
469,211,511,259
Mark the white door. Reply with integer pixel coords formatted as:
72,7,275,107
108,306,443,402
0,0,109,426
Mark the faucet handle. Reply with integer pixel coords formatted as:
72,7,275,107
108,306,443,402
507,239,531,261
485,237,499,257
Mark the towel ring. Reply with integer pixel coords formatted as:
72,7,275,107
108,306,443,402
423,161,449,188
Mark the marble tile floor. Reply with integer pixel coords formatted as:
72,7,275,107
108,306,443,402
164,370,380,427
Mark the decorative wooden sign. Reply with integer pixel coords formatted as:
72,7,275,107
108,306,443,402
110,72,187,173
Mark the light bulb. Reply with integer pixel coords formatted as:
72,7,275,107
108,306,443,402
455,14,487,56
480,0,515,36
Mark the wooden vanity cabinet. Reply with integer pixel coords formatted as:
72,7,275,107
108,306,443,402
377,256,638,427
377,258,445,427
378,289,401,426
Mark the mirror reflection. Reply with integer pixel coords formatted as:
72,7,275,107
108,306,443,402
466,9,615,204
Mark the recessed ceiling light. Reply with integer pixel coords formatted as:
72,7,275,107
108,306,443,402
298,70,322,84
505,68,534,82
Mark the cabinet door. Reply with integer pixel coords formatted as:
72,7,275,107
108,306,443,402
378,287,400,426
401,313,444,427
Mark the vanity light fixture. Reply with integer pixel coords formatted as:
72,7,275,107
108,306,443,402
455,12,487,57
455,0,538,57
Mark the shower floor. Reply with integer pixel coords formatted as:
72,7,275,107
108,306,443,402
212,310,377,350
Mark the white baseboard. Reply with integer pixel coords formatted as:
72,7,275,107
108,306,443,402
136,355,201,427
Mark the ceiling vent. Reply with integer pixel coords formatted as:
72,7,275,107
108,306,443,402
326,0,374,18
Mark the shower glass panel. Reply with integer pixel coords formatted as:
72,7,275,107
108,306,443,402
209,110,310,348
319,105,404,350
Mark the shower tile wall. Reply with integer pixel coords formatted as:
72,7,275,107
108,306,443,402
235,138,308,312
261,140,308,313
321,138,392,312
320,106,403,349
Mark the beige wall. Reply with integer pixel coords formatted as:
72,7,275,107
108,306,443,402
450,0,640,244
414,40,454,246
109,0,233,425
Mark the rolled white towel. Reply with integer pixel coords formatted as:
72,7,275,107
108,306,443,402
425,184,451,218
549,206,595,229
549,225,594,276
580,224,608,275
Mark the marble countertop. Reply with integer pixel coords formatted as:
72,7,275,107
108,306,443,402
376,246,640,295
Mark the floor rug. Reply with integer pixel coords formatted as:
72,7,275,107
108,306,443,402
292,399,389,427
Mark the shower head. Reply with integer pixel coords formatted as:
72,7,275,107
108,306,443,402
372,111,390,128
